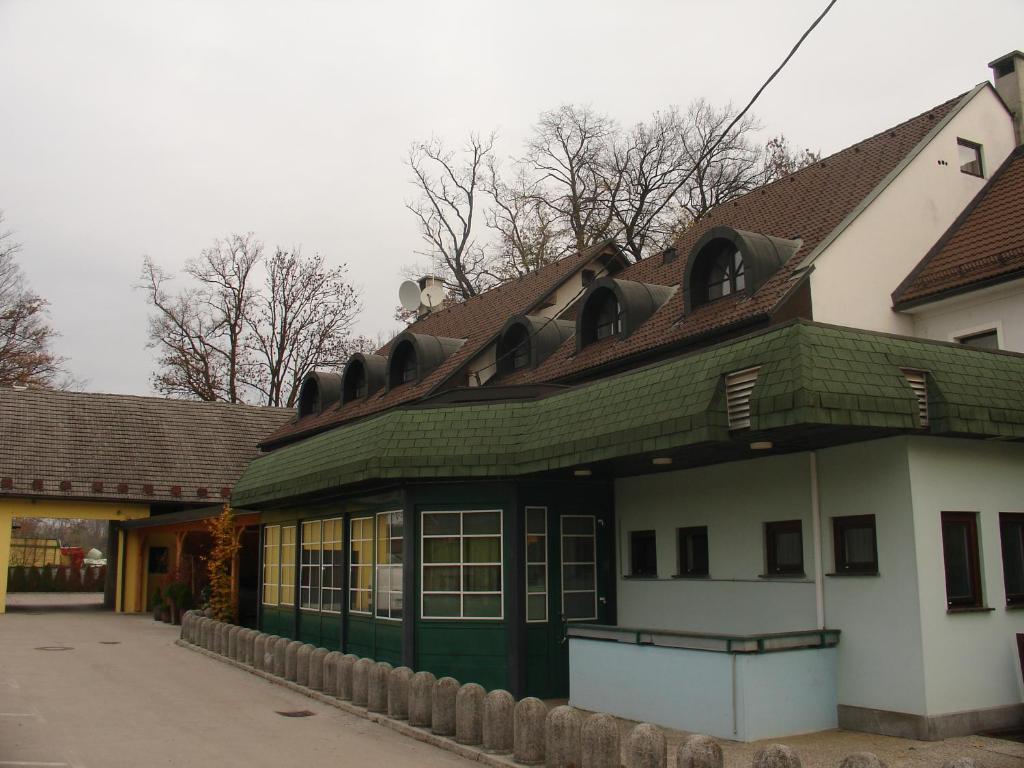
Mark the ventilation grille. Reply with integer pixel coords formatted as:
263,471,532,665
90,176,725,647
725,366,761,429
901,369,929,427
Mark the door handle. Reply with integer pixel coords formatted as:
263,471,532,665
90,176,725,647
599,596,607,605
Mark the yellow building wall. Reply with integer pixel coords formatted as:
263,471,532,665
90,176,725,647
0,498,148,614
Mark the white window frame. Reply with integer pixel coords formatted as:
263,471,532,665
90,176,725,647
561,514,597,622
262,524,280,606
321,517,344,614
375,510,404,622
421,509,503,621
951,321,1002,349
349,516,374,615
300,519,322,612
525,506,548,623
280,524,296,607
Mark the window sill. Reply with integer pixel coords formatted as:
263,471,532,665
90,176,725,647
758,573,808,580
825,571,880,578
623,575,660,580
671,574,711,580
1004,603,1024,611
946,606,995,614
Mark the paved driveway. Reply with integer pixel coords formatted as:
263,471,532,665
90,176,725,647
0,609,474,768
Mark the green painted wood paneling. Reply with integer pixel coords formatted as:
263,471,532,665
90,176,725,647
416,622,508,691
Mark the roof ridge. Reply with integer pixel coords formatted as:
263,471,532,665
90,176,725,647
0,386,292,412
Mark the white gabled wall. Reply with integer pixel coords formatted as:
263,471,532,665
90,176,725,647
906,437,1024,715
809,87,1016,335
908,277,1024,353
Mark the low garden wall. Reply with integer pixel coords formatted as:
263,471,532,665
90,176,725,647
7,565,106,592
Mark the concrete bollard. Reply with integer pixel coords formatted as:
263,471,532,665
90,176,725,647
192,615,202,645
388,667,413,720
368,661,393,713
219,623,230,656
513,697,548,765
482,689,514,754
308,648,329,691
455,683,485,745
581,712,620,768
253,634,268,671
752,745,802,768
322,651,342,695
203,607,213,618
285,640,303,682
352,657,374,707
296,644,314,687
431,676,459,737
409,670,436,727
545,705,582,768
624,723,666,768
677,735,723,768
228,626,240,660
213,622,224,654
180,611,191,641
200,618,212,649
272,637,288,677
244,630,257,666
838,755,886,768
338,654,358,700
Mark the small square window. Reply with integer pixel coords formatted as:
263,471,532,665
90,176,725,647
957,139,984,178
1000,513,1024,606
765,520,804,576
833,515,878,574
941,511,983,609
148,546,169,574
677,527,709,577
957,329,999,350
629,530,658,577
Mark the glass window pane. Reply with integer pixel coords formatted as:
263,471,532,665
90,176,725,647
464,536,500,563
463,511,501,535
527,564,546,593
564,591,596,620
563,563,595,591
527,594,547,622
562,536,594,563
424,537,460,563
562,517,594,535
423,594,460,617
423,565,460,592
463,594,501,618
943,522,971,600
423,513,460,536
526,507,546,534
526,535,546,563
844,526,875,565
775,531,802,568
464,565,501,592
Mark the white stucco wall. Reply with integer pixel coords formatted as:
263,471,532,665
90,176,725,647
816,438,928,716
613,453,818,635
907,278,1024,353
809,87,1016,336
906,437,1024,716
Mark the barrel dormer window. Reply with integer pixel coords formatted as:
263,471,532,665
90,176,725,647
683,227,802,314
341,353,387,404
385,332,466,391
296,371,342,418
496,316,575,375
576,278,675,352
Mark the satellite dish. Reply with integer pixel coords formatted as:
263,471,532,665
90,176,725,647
421,282,444,308
399,280,421,311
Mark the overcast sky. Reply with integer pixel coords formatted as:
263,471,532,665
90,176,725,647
1,0,1021,396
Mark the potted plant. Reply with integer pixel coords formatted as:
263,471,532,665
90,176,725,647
151,587,168,621
165,580,193,625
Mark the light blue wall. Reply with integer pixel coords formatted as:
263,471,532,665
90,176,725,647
569,638,837,741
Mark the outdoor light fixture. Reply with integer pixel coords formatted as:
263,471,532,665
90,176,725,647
573,469,592,477
750,441,773,450
651,457,672,466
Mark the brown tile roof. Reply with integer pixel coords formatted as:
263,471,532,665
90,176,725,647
261,241,621,447
502,91,969,385
893,145,1024,308
0,387,292,504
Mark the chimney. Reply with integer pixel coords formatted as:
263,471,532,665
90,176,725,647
990,50,1024,145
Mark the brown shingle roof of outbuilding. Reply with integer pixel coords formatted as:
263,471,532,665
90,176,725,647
260,240,623,447
501,91,968,384
893,145,1024,308
0,387,292,503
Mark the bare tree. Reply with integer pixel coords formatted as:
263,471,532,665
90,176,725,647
249,248,363,408
141,234,363,406
761,134,821,181
485,160,565,279
406,133,497,301
524,105,622,255
0,212,67,387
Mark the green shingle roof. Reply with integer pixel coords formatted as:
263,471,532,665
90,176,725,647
233,321,1024,507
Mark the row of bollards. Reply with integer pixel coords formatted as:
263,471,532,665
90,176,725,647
179,612,977,768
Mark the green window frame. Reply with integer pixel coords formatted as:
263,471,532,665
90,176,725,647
349,517,373,614
300,519,322,611
262,525,280,606
421,510,503,620
321,518,344,614
525,506,548,623
375,511,404,621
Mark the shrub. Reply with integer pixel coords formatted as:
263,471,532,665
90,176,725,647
53,566,69,592
8,566,27,592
